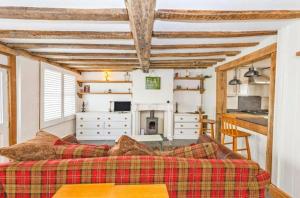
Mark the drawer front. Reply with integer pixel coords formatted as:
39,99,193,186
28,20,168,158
175,122,200,129
103,129,130,136
76,121,104,129
105,122,130,129
76,129,103,137
174,129,199,136
104,114,131,122
76,114,103,122
174,115,199,122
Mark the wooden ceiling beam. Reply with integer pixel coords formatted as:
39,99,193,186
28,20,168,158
156,10,300,21
0,42,79,74
7,43,136,50
153,31,277,38
48,58,139,63
7,42,258,50
67,64,140,68
0,30,132,39
151,51,240,58
151,42,259,49
33,52,137,58
0,7,129,21
125,0,156,72
216,43,277,71
151,58,225,63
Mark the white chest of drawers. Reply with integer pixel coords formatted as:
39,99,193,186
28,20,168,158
76,112,131,140
174,113,200,139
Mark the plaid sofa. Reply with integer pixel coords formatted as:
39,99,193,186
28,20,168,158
0,156,269,198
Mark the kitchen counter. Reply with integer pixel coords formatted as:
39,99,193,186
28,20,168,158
236,117,268,127
224,113,268,136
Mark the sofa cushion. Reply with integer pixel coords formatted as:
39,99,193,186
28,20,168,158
158,142,218,159
108,135,155,156
55,144,109,159
61,134,80,144
0,131,61,161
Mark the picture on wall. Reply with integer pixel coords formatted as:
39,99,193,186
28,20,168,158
145,76,161,89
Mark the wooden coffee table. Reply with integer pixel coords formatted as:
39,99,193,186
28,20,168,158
53,183,169,198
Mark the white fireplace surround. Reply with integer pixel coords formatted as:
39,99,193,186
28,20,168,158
132,103,173,140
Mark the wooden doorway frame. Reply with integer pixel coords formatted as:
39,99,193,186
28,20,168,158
0,51,17,146
215,43,277,173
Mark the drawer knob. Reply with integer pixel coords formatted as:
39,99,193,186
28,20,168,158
124,132,127,134
97,117,100,120
124,124,127,127
125,117,127,120
180,118,183,120
80,117,83,120
97,132,100,134
80,124,83,127
180,131,183,134
108,124,111,127
180,124,183,127
194,118,197,120
97,125,100,127
80,132,83,134
195,125,198,127
108,132,111,134
195,131,198,134
108,117,111,120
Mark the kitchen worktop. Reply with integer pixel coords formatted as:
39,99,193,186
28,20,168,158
225,113,268,136
236,117,268,127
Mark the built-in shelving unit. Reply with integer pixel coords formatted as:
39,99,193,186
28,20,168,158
77,92,132,98
77,80,132,86
173,75,210,94
174,76,206,80
174,88,205,94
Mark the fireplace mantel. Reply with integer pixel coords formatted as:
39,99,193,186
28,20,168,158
132,103,173,140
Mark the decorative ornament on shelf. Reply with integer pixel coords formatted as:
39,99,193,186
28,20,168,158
83,85,90,93
124,72,130,81
81,101,86,112
185,70,190,77
104,71,111,81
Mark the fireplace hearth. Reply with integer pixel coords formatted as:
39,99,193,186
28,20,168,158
146,111,158,135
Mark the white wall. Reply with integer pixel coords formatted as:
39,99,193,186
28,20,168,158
272,20,300,197
16,56,77,142
132,69,174,104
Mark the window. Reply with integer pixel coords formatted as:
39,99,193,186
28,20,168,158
63,74,76,117
44,69,62,122
42,67,76,127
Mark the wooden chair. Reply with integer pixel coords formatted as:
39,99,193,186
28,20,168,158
221,115,252,160
200,119,216,139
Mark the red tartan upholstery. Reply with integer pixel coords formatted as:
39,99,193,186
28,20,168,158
54,144,109,159
0,156,270,198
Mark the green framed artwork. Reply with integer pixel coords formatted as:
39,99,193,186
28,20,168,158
145,76,161,89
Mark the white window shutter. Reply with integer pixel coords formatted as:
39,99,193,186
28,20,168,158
63,74,76,117
44,69,62,122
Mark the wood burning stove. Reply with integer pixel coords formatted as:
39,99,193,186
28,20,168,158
146,111,158,135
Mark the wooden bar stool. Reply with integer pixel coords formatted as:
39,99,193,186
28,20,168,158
200,119,216,139
221,115,252,160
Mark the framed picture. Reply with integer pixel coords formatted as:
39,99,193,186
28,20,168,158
145,76,161,89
